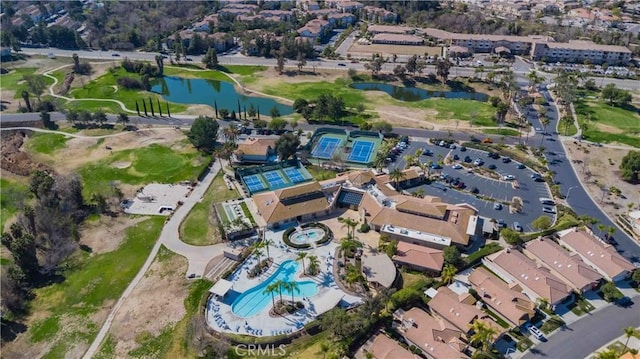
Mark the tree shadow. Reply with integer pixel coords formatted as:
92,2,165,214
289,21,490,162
79,244,93,253
0,318,27,342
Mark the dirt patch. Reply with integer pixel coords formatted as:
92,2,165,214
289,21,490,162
1,89,21,112
348,43,441,58
108,249,189,357
52,127,187,174
593,123,624,134
179,104,214,116
79,216,148,255
112,161,131,169
563,140,639,219
240,67,346,94
1,131,52,176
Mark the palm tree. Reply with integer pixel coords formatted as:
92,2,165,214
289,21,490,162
307,255,320,275
597,223,607,237
254,248,263,265
340,238,362,257
345,264,362,288
274,279,285,303
264,282,279,309
623,326,635,352
441,264,457,284
223,123,241,143
373,153,386,171
340,217,358,239
389,168,406,190
469,319,498,353
606,226,616,241
413,188,425,198
527,70,543,93
595,349,619,359
288,281,300,303
539,116,550,146
297,252,308,275
560,116,573,136
263,239,274,259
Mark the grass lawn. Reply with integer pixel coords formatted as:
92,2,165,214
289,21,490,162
78,143,209,198
69,67,187,113
485,308,510,328
29,216,164,357
568,296,595,316
404,98,497,126
482,128,520,136
163,67,233,82
219,65,266,76
575,99,640,147
1,67,54,98
261,78,367,107
305,165,338,181
240,202,256,226
540,316,565,334
0,178,31,232
180,172,240,246
25,132,70,155
401,271,427,288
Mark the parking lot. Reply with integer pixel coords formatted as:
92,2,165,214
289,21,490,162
391,139,554,231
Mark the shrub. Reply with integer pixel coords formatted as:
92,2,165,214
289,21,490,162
359,223,370,233
117,76,144,90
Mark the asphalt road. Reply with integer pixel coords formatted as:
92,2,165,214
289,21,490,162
522,294,640,359
16,47,640,90
391,140,552,230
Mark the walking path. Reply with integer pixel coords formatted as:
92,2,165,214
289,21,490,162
83,159,230,359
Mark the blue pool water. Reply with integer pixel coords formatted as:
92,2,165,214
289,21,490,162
231,260,318,318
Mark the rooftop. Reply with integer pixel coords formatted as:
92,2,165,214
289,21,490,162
361,250,397,288
381,224,452,247
392,242,444,272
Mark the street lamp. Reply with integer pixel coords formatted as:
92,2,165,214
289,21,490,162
566,186,579,201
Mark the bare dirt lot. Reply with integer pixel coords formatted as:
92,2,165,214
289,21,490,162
348,43,441,58
79,216,148,255
563,140,639,219
107,247,189,357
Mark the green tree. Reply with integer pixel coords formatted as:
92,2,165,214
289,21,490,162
435,57,451,84
307,255,320,276
21,90,32,112
531,215,552,231
288,280,300,303
274,132,300,161
268,118,287,132
202,47,218,69
441,264,457,284
23,74,46,101
270,106,281,119
40,111,53,129
631,269,640,287
117,112,129,126
623,326,635,352
264,282,279,308
340,217,358,239
293,98,308,113
93,110,108,126
345,264,362,288
247,104,257,119
389,168,406,190
501,228,523,246
601,281,622,301
188,116,219,152
601,83,631,106
372,120,392,134
276,54,286,74
620,150,640,182
297,252,307,275
595,349,618,359
469,319,498,353
443,246,461,265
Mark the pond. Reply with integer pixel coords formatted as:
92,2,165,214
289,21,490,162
151,76,293,116
350,82,489,102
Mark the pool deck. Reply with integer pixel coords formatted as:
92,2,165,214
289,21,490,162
206,227,362,337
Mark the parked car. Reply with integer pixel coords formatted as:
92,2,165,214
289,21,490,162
431,164,442,170
517,163,526,169
449,144,456,149
488,164,497,170
470,187,479,194
494,203,502,210
527,324,545,340
422,149,433,156
503,174,515,181
460,146,467,152
513,222,523,232
497,219,506,228
473,159,484,166
542,207,556,214
464,156,472,163
452,164,462,169
502,157,512,163
455,181,465,189
482,138,493,143
453,154,460,160
338,63,346,67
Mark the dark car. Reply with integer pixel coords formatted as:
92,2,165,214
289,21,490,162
497,219,506,228
616,296,633,308
517,163,526,169
422,149,433,156
431,164,442,170
488,164,497,170
338,63,346,67
455,182,465,189
453,154,460,160
488,152,500,159
186,57,193,61
111,53,120,57
502,157,511,163
470,187,479,194
460,146,467,152
464,156,472,163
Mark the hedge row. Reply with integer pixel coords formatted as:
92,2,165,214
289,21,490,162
282,227,312,249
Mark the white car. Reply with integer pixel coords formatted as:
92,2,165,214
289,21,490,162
528,325,545,340
452,164,462,169
503,174,515,181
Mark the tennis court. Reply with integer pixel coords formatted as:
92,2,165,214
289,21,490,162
263,170,287,188
348,140,375,163
312,137,342,159
283,167,307,183
243,174,267,193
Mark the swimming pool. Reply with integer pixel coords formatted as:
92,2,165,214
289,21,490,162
231,260,318,318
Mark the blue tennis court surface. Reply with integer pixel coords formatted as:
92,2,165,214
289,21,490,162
263,170,287,188
284,167,306,183
312,137,341,159
348,140,375,163
243,174,267,193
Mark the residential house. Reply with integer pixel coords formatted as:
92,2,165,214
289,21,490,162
363,6,398,23
360,333,419,359
523,237,603,293
372,33,424,46
393,307,469,359
558,229,636,282
327,13,356,28
297,19,330,39
367,24,414,35
483,249,572,308
531,40,632,65
218,5,257,18
193,14,219,32
468,267,536,327
253,181,332,228
392,242,444,274
259,10,293,21
428,286,504,336
299,0,320,11
337,1,364,13
234,137,277,164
